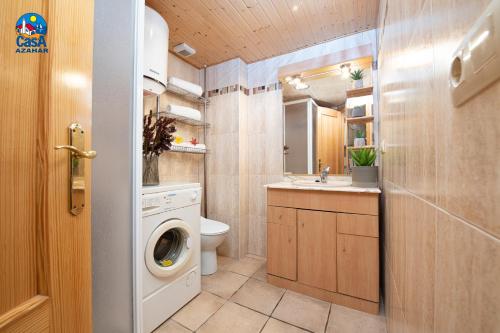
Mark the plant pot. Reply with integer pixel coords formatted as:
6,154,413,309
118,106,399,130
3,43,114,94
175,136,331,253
352,166,378,188
354,138,366,147
351,105,366,117
354,79,363,89
143,155,159,186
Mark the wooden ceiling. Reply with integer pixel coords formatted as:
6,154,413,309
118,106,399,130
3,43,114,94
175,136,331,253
146,0,380,68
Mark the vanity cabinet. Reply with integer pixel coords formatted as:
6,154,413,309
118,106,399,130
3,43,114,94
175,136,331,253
266,187,380,314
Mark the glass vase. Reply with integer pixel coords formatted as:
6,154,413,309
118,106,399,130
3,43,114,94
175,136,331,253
143,154,159,186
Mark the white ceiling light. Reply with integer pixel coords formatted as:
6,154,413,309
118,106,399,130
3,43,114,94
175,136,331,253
292,5,299,11
285,76,293,82
295,82,309,90
289,77,301,85
340,63,351,79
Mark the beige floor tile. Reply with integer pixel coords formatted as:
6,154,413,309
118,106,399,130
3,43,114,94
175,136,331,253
154,319,191,333
261,318,309,333
224,256,265,276
217,255,238,271
326,304,386,333
197,302,268,333
202,270,248,299
172,292,225,331
230,278,285,315
272,290,330,333
251,264,267,282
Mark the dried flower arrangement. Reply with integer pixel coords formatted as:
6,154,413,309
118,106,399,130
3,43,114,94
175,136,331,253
143,110,176,157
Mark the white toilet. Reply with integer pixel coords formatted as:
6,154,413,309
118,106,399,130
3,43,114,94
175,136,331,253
200,217,230,275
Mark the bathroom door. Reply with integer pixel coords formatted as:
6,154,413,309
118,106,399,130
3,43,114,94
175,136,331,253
316,107,344,174
0,1,94,332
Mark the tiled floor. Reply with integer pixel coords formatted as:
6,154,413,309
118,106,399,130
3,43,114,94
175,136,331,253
155,256,387,333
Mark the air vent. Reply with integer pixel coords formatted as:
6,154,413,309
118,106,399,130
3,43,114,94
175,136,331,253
173,43,196,57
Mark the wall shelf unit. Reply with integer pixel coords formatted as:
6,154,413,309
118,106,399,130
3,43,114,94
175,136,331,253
166,83,208,104
347,145,376,150
156,110,209,127
346,115,375,124
345,85,375,173
169,145,207,154
346,86,373,98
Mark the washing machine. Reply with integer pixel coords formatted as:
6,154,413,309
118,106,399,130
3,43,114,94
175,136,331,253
142,182,201,333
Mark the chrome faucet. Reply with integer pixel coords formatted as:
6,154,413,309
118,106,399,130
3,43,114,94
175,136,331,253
320,165,331,183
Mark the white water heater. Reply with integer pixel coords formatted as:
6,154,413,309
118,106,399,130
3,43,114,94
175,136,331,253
144,6,168,95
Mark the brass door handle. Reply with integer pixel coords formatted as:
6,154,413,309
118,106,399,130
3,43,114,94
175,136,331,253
55,145,97,159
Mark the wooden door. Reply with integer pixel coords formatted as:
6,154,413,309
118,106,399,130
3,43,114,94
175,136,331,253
337,234,379,302
0,1,94,332
297,210,337,291
316,107,344,174
267,206,297,280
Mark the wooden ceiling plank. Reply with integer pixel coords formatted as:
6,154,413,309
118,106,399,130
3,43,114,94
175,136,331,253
209,0,275,59
236,0,292,54
147,0,235,67
255,0,296,52
284,0,324,46
269,0,312,49
146,0,378,68
200,0,268,62
243,0,296,55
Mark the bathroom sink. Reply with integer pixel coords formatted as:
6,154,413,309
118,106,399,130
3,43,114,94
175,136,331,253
292,179,352,188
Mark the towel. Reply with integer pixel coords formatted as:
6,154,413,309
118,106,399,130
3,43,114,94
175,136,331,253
167,104,201,121
168,76,203,97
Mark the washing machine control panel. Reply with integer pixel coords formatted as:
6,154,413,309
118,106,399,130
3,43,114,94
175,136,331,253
142,188,201,216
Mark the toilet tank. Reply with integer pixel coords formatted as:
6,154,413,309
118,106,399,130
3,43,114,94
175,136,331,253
144,6,168,95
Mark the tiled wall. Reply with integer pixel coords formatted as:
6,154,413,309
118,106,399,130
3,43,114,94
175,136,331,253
206,59,249,258
206,30,379,258
378,0,500,332
246,30,378,257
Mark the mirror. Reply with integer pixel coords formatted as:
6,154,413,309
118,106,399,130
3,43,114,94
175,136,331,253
281,56,374,175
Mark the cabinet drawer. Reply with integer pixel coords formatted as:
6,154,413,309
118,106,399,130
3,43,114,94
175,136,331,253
337,213,378,237
267,206,296,227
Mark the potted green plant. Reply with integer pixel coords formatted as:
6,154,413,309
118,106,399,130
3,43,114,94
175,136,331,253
350,148,377,188
143,110,176,186
353,130,366,147
350,69,364,89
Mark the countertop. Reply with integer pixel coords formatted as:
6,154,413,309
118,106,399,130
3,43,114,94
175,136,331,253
264,180,381,194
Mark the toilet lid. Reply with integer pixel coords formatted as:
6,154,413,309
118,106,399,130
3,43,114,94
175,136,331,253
201,217,230,236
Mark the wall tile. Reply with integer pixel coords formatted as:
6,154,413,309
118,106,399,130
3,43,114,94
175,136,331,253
380,1,500,333
435,211,500,333
404,195,436,333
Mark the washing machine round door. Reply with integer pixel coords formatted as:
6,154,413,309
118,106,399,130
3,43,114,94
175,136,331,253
145,219,193,278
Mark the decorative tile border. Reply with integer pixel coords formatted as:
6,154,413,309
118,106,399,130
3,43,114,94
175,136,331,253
207,82,280,97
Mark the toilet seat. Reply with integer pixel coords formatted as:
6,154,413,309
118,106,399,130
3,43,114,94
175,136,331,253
201,217,229,236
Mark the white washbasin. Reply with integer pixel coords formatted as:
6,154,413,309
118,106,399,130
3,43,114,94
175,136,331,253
292,179,352,187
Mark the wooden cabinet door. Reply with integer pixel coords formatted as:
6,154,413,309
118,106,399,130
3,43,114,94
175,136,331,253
337,234,379,302
297,210,337,291
267,207,297,280
0,2,94,332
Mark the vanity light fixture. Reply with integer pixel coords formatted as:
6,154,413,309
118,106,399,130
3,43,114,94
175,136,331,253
295,82,309,90
340,63,351,79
